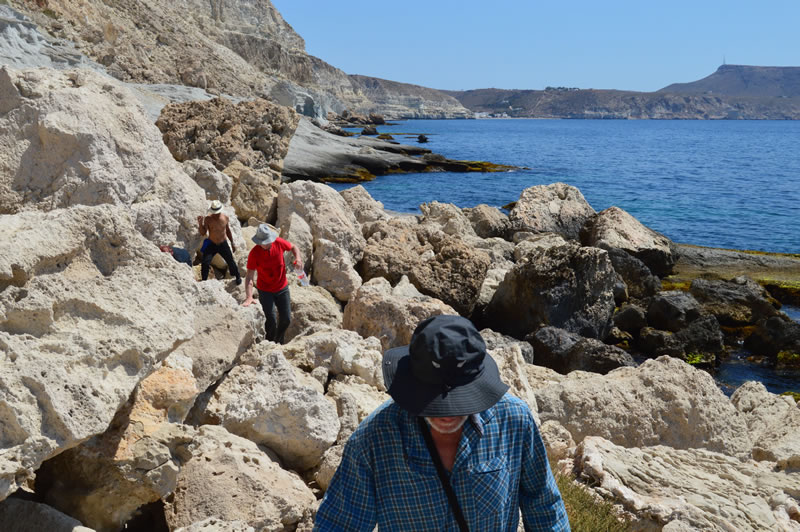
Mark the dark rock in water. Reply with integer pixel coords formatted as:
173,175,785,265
529,327,634,374
612,275,628,306
689,276,781,327
418,134,428,143
614,304,648,334
647,291,703,332
607,248,661,300
636,316,723,362
605,327,633,345
637,327,681,358
368,113,386,125
487,242,616,339
361,125,378,135
744,315,800,358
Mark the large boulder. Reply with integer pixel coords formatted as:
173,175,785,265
537,356,752,456
582,206,677,277
508,183,595,240
743,315,800,359
35,369,198,531
419,201,477,237
0,66,206,249
223,160,280,222
647,290,704,332
530,327,634,374
690,276,781,327
575,436,800,532
486,242,617,340
343,276,457,350
0,498,93,532
732,381,800,470
338,185,390,225
463,204,511,239
606,247,661,300
0,206,213,500
312,237,363,302
163,425,316,531
361,220,490,316
198,346,339,471
156,97,298,175
283,284,343,343
183,159,233,204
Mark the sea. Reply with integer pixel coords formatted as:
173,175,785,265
330,119,800,395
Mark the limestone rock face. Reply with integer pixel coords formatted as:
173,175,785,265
575,436,800,532
361,221,490,316
312,237,363,302
339,185,390,225
0,498,94,532
156,97,298,174
0,66,206,248
283,285,343,343
164,425,316,532
199,347,339,471
343,276,457,350
420,201,477,237
732,381,800,470
183,159,233,204
690,276,781,326
223,160,280,222
537,356,752,456
583,206,677,277
277,180,366,267
35,369,197,532
0,205,206,499
486,242,616,340
463,204,511,239
508,183,595,240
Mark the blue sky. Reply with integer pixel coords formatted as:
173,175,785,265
270,0,800,92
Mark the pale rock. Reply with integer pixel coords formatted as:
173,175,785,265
513,232,568,262
0,206,204,499
183,159,233,204
176,518,255,532
508,183,595,240
489,344,539,423
167,281,260,393
277,212,313,271
277,181,366,266
0,498,94,532
575,436,800,532
479,328,535,364
732,381,800,470
312,237,363,302
463,203,511,239
327,375,391,432
540,420,575,462
281,328,385,390
537,356,752,456
223,160,280,223
343,276,457,350
314,444,344,492
284,285,343,343
339,185,390,225
35,369,197,531
0,66,207,250
164,425,316,531
420,200,477,237
583,206,676,277
476,267,510,309
199,346,339,470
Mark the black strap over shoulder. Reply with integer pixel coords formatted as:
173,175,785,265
418,417,470,532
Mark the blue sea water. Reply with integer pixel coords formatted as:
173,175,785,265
332,119,800,394
332,119,800,254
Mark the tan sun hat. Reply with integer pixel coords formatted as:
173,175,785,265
209,200,223,213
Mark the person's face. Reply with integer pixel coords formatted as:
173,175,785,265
259,242,272,251
425,416,468,434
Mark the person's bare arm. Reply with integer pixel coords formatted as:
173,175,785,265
226,222,235,253
290,244,303,269
197,215,207,236
242,269,256,306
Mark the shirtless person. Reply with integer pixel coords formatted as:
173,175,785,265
197,200,242,285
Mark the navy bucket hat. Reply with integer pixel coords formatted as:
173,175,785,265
382,315,509,417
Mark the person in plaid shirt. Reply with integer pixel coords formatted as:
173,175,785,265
315,315,569,531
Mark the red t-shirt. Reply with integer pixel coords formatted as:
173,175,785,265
247,237,292,293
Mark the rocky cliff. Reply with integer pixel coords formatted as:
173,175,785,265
5,0,470,119
446,65,800,119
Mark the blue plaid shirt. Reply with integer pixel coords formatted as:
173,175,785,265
314,394,570,531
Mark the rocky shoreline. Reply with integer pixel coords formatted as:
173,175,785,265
0,64,798,531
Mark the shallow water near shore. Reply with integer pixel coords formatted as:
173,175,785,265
334,119,800,254
334,120,800,394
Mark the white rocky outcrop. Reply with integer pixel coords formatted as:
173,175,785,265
283,284,344,342
199,346,340,471
311,237,363,302
576,436,800,531
508,183,595,240
537,356,752,456
343,276,457,350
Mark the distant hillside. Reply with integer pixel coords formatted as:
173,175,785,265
445,66,800,119
660,65,800,98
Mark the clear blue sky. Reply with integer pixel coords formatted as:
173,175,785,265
270,0,800,92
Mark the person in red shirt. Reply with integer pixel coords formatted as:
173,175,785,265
242,224,304,344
